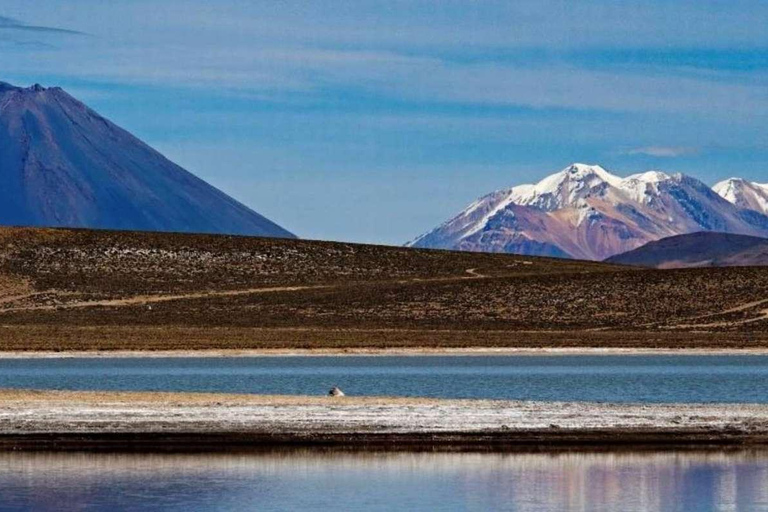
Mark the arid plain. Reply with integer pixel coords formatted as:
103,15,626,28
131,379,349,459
0,227,767,352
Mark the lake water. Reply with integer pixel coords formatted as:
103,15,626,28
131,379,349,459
2,356,768,510
0,354,767,403
0,450,766,511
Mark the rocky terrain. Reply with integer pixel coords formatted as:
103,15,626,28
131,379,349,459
1,227,768,350
409,163,768,260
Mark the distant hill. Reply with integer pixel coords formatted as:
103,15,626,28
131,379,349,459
0,82,294,238
606,232,768,268
408,163,768,260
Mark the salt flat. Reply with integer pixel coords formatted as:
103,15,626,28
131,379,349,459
0,390,767,450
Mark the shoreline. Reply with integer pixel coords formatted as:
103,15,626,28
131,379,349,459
1,389,768,451
3,430,768,453
1,346,768,358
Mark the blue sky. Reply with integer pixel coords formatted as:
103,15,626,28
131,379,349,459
1,1,767,244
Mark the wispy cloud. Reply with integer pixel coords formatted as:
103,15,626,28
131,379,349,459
626,146,699,158
0,15,84,35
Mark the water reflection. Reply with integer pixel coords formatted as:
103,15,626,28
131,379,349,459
0,450,766,511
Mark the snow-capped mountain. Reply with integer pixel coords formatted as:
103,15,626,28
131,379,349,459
713,178,768,215
408,163,768,260
0,82,294,238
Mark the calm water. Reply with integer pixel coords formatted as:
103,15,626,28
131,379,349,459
0,450,766,511
0,355,767,403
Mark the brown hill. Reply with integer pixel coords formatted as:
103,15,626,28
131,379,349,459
1,227,768,351
606,232,768,268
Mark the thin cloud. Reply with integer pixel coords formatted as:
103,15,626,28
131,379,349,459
626,146,699,157
0,15,84,35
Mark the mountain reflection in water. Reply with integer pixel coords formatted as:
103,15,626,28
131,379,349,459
0,450,766,511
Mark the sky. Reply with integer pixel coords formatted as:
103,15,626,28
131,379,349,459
1,1,767,244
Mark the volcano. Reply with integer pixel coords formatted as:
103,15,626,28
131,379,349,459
0,82,294,238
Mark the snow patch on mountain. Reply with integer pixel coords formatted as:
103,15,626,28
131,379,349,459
714,178,768,215
507,163,622,211
618,171,672,204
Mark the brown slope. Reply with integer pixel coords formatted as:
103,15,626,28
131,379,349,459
452,199,664,261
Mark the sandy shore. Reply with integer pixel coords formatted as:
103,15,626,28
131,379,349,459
1,389,767,451
2,347,768,359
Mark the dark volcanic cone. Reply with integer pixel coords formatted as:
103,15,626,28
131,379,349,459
0,82,294,238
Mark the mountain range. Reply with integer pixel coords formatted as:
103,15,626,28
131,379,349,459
0,82,293,238
4,80,768,259
408,163,768,260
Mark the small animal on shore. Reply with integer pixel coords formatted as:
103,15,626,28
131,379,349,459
328,386,345,397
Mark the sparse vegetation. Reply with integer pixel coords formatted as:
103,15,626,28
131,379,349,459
0,227,767,350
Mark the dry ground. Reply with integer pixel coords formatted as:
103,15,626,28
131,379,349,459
0,227,767,350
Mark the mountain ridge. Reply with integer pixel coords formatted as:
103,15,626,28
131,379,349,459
713,178,768,215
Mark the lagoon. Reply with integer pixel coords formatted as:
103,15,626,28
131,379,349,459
0,355,767,403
